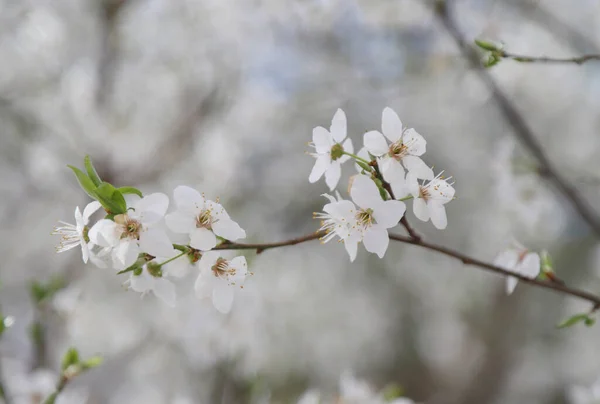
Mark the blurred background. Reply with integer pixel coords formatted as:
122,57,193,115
2,0,600,403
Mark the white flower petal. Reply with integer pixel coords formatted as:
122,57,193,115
153,279,176,307
429,179,455,203
89,219,119,247
81,244,90,263
506,276,518,295
323,199,356,221
74,206,83,226
380,158,405,183
139,228,174,257
494,250,519,269
406,172,420,198
174,185,204,215
129,270,153,293
325,161,342,191
135,193,169,225
190,228,217,251
344,236,359,262
389,175,409,199
350,175,382,209
363,131,389,156
402,155,433,180
520,253,541,278
373,200,406,228
82,201,102,223
412,198,429,222
381,107,403,142
198,250,220,270
339,138,354,163
309,155,330,183
164,257,190,278
362,225,389,258
312,126,332,154
330,108,347,143
165,211,196,233
354,147,371,172
117,241,139,269
194,272,213,298
212,282,235,313
229,256,248,283
402,128,426,156
428,202,448,229
212,218,246,241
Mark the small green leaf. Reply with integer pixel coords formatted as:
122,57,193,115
585,317,596,327
84,155,102,187
81,355,103,370
61,347,80,371
557,313,591,329
0,316,5,336
67,165,97,199
117,186,143,198
474,39,499,52
91,182,127,214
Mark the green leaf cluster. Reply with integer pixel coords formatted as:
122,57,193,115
67,156,143,215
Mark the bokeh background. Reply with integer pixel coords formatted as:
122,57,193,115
2,0,600,403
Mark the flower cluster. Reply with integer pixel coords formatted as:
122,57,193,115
53,158,248,313
309,108,455,261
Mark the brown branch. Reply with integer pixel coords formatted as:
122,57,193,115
214,232,324,254
499,51,600,65
214,230,600,308
432,0,600,238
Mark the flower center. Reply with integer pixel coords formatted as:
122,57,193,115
115,214,142,240
196,209,213,230
211,257,236,280
389,140,408,161
356,208,374,228
419,186,430,201
330,143,344,161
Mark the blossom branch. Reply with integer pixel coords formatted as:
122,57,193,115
432,0,600,238
498,51,600,65
215,231,600,308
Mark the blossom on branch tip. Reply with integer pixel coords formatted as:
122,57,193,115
52,201,102,263
309,108,354,190
165,186,246,251
407,172,455,230
494,241,540,295
89,193,173,270
195,251,248,313
363,107,433,182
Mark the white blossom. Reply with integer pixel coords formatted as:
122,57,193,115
165,186,246,251
195,251,248,313
124,248,188,307
314,192,361,262
89,193,173,270
52,201,102,263
494,241,540,295
309,108,354,191
406,172,455,230
348,175,406,259
363,107,432,183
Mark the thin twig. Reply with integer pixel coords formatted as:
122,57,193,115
214,231,600,308
499,51,600,65
432,0,600,237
